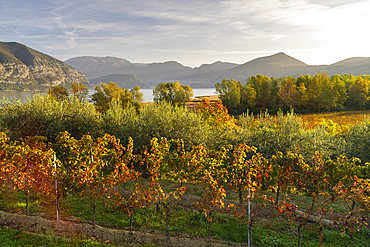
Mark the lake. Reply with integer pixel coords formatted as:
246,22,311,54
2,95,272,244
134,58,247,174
141,88,217,102
0,88,217,102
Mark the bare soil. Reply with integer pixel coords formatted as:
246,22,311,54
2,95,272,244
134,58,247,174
0,210,239,247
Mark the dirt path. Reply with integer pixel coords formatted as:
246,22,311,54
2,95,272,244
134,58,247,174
0,210,238,246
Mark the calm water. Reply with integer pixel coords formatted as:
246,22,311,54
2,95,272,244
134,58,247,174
0,91,47,102
0,88,217,103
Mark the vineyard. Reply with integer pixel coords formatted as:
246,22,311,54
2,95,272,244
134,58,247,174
1,129,370,246
1,95,370,246
299,110,370,129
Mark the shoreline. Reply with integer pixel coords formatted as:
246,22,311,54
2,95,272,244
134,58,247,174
192,94,219,101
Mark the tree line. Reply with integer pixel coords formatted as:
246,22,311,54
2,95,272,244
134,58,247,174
48,72,370,116
48,80,193,113
216,72,370,114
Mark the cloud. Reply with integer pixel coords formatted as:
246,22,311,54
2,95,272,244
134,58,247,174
305,0,368,7
1,0,370,67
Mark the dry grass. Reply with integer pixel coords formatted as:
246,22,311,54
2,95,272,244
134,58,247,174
298,110,370,129
185,94,219,111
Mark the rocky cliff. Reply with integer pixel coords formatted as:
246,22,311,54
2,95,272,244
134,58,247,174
0,42,89,89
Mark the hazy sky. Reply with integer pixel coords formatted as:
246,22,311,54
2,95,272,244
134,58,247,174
1,0,369,67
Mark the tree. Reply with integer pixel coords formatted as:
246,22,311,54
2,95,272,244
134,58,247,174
215,78,244,114
130,85,144,108
0,95,58,140
296,82,307,108
0,95,102,142
71,82,89,100
196,98,236,130
70,134,112,228
334,176,370,247
347,77,370,109
286,153,337,247
0,132,12,192
143,139,186,239
278,79,301,109
46,96,102,142
104,102,209,154
225,145,271,247
177,85,193,105
331,74,347,108
267,152,303,206
55,131,137,228
153,81,193,106
6,136,55,216
215,78,257,114
48,85,69,101
241,84,257,111
300,72,337,111
295,74,312,88
112,183,148,231
341,74,356,90
246,75,274,109
91,81,139,112
195,171,227,244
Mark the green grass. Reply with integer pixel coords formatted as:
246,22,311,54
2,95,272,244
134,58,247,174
60,192,370,246
0,226,115,247
0,179,369,247
0,191,40,216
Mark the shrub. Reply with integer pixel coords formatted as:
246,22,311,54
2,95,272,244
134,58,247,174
344,119,370,163
0,95,102,142
102,101,209,153
231,110,344,164
0,95,58,140
298,127,344,164
45,96,102,142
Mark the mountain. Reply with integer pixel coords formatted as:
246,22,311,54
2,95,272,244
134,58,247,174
206,52,308,86
325,57,370,75
89,74,150,89
205,53,370,87
64,53,370,89
179,61,238,87
65,56,238,87
65,57,194,86
64,56,140,79
0,42,89,89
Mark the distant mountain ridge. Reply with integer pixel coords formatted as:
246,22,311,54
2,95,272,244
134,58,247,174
65,56,142,78
209,52,307,85
3,41,368,91
65,57,238,87
66,53,370,88
89,74,150,89
208,53,370,87
0,42,89,88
